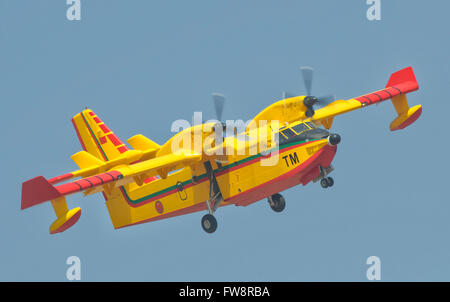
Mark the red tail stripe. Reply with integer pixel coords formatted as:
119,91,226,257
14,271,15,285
108,134,123,146
117,146,128,153
99,124,111,133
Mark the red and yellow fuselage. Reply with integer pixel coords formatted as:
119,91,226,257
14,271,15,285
105,137,336,229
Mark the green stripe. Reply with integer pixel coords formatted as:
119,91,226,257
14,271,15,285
121,138,320,205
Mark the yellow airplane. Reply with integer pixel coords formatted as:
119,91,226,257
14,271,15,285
21,67,422,234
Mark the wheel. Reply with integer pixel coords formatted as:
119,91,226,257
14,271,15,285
326,177,334,187
201,214,217,233
268,193,286,213
320,178,329,188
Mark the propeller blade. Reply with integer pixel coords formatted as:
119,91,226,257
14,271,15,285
211,93,225,122
317,94,336,106
300,66,314,96
282,91,297,99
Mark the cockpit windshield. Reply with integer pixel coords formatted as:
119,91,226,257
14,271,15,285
277,122,329,146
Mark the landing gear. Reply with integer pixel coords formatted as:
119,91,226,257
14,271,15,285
268,193,286,213
314,165,334,189
201,161,224,234
201,214,217,233
320,177,334,188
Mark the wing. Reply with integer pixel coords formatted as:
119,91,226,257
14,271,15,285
311,67,422,131
20,119,219,234
21,152,201,210
249,67,421,131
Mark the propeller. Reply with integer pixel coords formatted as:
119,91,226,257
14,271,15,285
300,66,314,96
282,91,297,99
299,66,335,117
211,93,225,122
210,92,229,139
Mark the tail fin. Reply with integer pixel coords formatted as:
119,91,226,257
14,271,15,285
72,109,130,161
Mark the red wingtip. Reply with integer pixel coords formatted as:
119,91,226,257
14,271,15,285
50,208,82,234
21,176,61,210
391,106,423,131
386,67,419,90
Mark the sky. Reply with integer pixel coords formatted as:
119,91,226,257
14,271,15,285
0,0,449,281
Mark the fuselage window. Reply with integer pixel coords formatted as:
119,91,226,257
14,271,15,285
292,123,309,134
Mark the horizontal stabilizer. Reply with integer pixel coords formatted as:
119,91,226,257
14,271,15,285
71,151,104,169
127,134,160,151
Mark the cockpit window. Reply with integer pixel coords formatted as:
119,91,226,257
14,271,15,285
277,123,329,145
292,123,309,134
281,128,296,138
278,128,295,145
306,122,316,129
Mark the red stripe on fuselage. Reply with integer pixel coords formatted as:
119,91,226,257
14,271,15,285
225,144,337,206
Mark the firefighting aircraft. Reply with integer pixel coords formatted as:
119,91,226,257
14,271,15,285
21,67,422,234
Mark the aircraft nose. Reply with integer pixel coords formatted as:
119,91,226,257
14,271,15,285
327,133,341,146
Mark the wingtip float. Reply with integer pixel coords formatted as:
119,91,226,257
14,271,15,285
21,67,421,235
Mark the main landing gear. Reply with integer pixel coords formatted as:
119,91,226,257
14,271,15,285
201,161,223,234
201,214,218,233
268,193,286,213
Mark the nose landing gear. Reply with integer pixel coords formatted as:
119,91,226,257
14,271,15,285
268,193,286,213
320,177,334,188
314,165,335,189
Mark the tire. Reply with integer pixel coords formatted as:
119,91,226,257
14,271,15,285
326,177,334,187
320,178,329,188
201,214,217,233
269,193,286,213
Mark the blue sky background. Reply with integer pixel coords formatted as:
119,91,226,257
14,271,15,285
0,0,449,281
